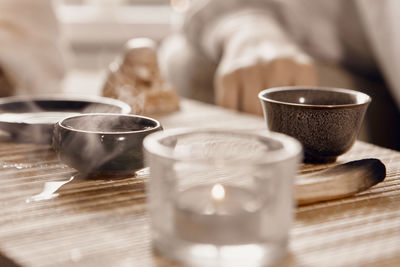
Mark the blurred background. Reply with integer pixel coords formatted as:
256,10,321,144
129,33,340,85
55,0,175,69
2,0,397,150
54,0,181,94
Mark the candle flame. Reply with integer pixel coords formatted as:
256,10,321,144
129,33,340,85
211,183,225,201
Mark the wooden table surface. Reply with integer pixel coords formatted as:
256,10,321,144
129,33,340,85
0,99,399,267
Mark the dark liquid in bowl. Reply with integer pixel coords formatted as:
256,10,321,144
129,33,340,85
62,115,158,133
267,89,359,105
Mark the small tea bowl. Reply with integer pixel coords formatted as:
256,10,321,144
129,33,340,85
53,113,162,175
258,86,371,163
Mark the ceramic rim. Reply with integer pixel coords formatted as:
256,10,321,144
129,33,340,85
58,113,161,134
258,86,371,108
143,128,302,165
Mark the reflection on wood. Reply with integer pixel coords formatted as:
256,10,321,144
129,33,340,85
0,100,399,266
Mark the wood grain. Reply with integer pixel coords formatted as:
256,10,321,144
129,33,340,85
0,99,399,266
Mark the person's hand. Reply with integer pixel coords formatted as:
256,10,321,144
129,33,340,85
214,35,317,115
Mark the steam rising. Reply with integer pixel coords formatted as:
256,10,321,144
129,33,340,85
56,114,158,175
63,114,155,132
0,97,128,143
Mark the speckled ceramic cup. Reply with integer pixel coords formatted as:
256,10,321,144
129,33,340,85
258,86,371,163
53,113,162,175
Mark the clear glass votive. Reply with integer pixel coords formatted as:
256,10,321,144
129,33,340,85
144,128,302,267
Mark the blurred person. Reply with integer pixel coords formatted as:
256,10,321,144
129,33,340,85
159,0,400,149
0,0,66,97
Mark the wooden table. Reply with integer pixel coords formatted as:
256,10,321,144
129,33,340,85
0,99,399,267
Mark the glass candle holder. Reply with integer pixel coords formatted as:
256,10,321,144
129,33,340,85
144,129,302,267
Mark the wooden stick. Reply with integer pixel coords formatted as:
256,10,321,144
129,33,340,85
295,159,386,205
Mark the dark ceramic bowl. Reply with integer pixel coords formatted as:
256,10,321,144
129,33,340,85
53,113,162,175
258,86,371,163
0,95,131,144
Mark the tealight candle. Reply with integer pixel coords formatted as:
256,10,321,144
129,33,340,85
144,129,302,266
174,183,261,245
